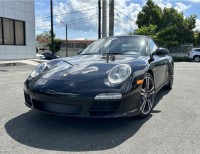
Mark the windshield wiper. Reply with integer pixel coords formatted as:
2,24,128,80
103,52,123,55
81,53,100,55
101,53,117,63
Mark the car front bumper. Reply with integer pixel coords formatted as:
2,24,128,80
24,85,142,118
188,53,193,59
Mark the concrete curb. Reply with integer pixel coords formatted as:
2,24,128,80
31,59,48,63
0,60,40,67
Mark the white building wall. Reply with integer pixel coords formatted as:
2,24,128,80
0,0,35,60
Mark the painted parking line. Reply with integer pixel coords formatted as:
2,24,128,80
175,68,200,69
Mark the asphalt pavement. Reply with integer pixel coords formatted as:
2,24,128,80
0,62,200,154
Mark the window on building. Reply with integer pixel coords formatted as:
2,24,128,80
3,18,14,45
15,21,25,45
0,18,2,44
0,17,25,45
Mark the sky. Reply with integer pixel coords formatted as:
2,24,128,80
35,0,200,40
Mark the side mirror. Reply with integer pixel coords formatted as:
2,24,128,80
155,48,169,55
77,50,83,55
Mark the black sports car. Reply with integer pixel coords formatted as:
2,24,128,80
24,35,174,118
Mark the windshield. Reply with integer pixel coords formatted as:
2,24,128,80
81,36,148,56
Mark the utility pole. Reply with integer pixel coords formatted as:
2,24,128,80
50,0,54,56
102,0,107,37
98,0,101,39
109,0,114,36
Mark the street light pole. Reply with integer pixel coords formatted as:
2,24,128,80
65,24,68,57
61,21,68,57
98,0,101,39
102,0,107,37
109,0,114,36
50,0,54,56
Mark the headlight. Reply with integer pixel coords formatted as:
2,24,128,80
108,64,131,84
30,62,47,77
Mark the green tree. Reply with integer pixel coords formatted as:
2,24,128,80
37,31,60,52
134,25,157,39
136,0,162,28
194,31,200,46
48,39,62,53
37,30,55,42
134,0,197,47
158,8,196,46
182,15,196,43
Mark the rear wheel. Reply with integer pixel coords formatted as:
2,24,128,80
193,56,200,62
138,73,155,118
165,67,174,90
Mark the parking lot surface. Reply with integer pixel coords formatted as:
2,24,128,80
0,62,200,154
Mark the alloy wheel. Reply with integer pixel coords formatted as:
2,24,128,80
140,75,155,115
194,56,200,62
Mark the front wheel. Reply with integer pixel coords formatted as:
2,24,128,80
165,67,174,90
138,73,155,118
193,56,200,62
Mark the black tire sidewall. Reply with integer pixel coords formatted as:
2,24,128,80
165,66,174,89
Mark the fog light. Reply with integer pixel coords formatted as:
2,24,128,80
94,93,122,100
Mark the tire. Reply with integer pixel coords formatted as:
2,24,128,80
138,73,155,118
193,56,200,62
165,67,174,90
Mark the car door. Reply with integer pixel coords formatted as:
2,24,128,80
194,49,200,56
149,39,167,90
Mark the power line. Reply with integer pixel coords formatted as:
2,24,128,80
114,16,135,32
38,17,98,28
66,18,98,26
36,7,97,19
36,11,109,28
60,14,97,23
114,17,126,25
114,8,135,23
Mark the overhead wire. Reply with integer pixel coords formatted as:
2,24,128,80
36,7,97,19
60,14,97,23
37,3,136,34
114,7,135,23
114,15,135,32
38,17,98,28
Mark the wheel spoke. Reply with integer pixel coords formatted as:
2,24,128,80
147,98,152,110
141,88,145,95
149,87,155,95
146,77,150,90
140,99,147,112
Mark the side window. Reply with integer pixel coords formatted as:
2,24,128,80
194,49,200,52
140,39,149,56
149,39,158,53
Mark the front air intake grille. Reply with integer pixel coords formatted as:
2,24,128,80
32,100,82,115
24,92,32,106
89,100,121,116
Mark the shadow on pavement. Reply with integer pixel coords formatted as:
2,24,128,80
4,89,170,152
153,89,171,109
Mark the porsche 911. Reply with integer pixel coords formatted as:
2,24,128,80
24,35,174,118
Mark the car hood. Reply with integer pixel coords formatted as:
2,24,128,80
27,54,145,94
41,54,138,81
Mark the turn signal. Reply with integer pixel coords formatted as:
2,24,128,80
136,79,144,85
